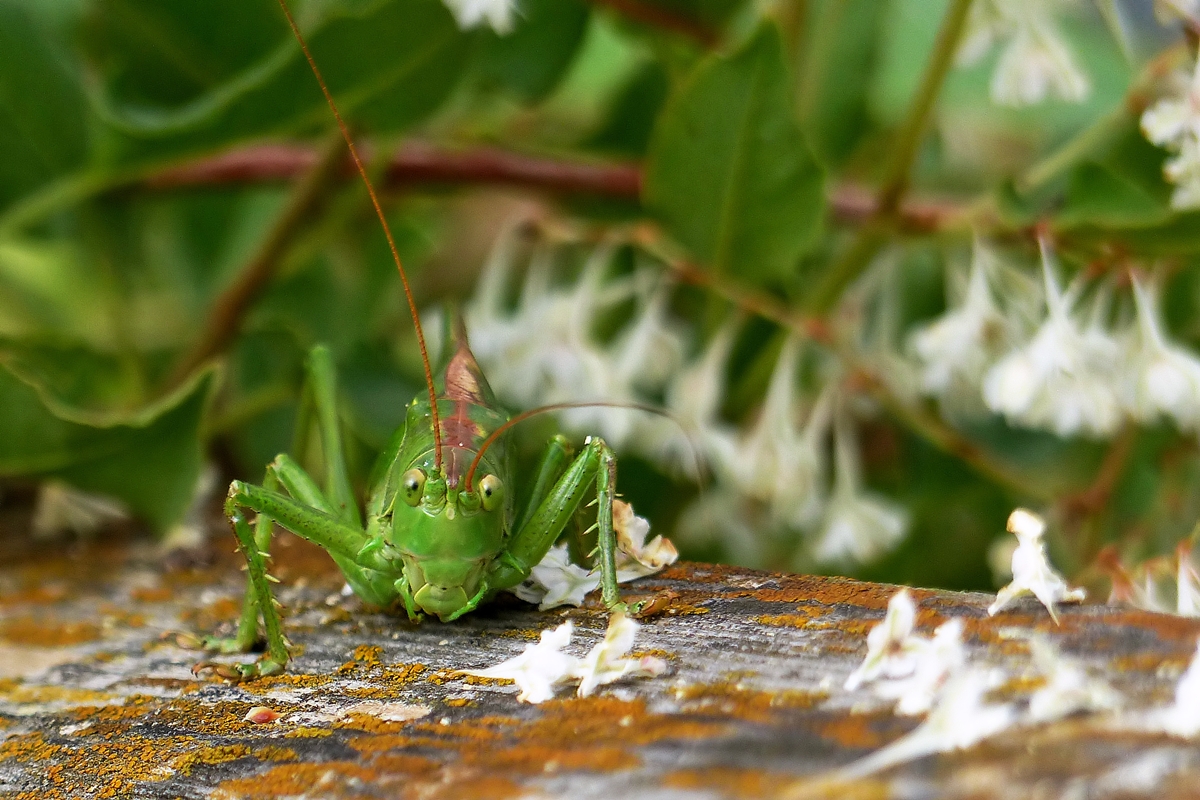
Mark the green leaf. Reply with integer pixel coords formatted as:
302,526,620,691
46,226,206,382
796,0,884,168
586,61,670,157
0,0,89,210
644,23,824,282
477,0,590,102
0,362,215,532
85,0,470,163
1056,162,1171,229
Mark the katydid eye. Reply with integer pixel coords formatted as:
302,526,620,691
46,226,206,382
401,469,426,507
479,474,503,511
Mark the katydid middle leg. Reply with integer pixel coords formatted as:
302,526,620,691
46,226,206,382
486,436,628,613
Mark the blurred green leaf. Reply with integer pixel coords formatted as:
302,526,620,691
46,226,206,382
0,361,215,531
645,23,824,281
1056,162,1171,229
0,0,89,210
85,0,470,163
477,0,590,102
586,61,670,157
796,0,884,168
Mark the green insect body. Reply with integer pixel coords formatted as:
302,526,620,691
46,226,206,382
195,335,629,680
192,0,637,680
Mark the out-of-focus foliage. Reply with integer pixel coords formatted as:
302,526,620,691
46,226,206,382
3,0,1200,597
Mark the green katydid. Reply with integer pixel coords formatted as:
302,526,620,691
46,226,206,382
192,0,646,681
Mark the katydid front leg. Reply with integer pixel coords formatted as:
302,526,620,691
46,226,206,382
194,346,400,679
487,436,627,613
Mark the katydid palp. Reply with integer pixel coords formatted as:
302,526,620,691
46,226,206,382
192,0,645,681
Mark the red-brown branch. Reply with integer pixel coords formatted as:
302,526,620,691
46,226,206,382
146,142,962,232
147,142,644,200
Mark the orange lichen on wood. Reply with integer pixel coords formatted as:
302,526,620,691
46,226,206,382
817,712,910,750
0,617,101,647
661,766,798,799
673,681,824,725
169,744,252,776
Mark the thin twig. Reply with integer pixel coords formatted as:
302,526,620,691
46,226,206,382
806,0,975,313
165,134,348,388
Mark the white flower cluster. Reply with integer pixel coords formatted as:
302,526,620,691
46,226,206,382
957,0,1089,107
465,231,908,568
466,232,686,454
1142,59,1200,210
911,242,1200,439
841,581,1122,778
458,612,666,703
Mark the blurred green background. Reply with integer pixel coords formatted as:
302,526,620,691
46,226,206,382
2,0,1197,596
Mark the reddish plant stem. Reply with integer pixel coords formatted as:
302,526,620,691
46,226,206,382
148,141,644,199
147,141,959,231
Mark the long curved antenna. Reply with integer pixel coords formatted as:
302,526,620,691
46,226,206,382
276,0,443,472
463,401,696,490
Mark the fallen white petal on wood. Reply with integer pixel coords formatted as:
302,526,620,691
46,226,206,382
1025,636,1121,723
843,589,924,691
460,614,665,704
459,622,578,704
839,670,1016,779
874,619,967,716
572,612,667,697
989,508,1085,623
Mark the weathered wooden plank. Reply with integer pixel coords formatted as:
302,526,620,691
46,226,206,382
0,533,1198,799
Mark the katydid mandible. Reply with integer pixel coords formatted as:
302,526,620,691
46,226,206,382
193,0,636,680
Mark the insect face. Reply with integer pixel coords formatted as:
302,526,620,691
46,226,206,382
389,476,507,621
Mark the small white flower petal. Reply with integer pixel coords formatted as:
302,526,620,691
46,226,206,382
844,589,921,691
1126,276,1200,430
990,22,1089,106
573,612,665,696
958,0,1089,107
1126,640,1200,736
1179,547,1200,618
32,480,130,539
460,621,579,704
840,670,1015,779
909,241,1011,397
875,619,968,716
982,243,1123,438
812,408,906,565
1026,636,1121,722
1140,60,1200,208
989,508,1086,623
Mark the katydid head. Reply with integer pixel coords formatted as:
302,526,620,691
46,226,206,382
388,466,507,620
